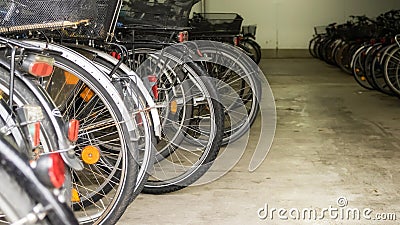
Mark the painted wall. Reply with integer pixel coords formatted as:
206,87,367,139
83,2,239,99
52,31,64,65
192,0,400,49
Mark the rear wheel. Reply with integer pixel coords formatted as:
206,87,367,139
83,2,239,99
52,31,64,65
134,49,224,194
352,46,374,90
43,54,139,225
240,38,262,64
383,46,400,95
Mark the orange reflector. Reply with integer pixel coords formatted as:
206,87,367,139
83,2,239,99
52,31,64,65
71,188,80,202
80,87,94,102
81,146,100,165
68,119,80,142
30,62,53,77
170,100,178,114
33,122,40,147
361,76,366,81
355,68,360,73
64,71,80,85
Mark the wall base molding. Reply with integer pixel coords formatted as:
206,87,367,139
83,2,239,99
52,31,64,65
262,49,311,59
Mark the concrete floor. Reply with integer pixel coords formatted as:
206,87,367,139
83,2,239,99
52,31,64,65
118,57,400,224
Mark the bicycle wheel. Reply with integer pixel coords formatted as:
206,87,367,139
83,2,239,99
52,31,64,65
74,48,157,199
134,49,224,194
240,38,262,64
0,135,78,225
309,36,319,58
351,45,374,90
370,45,396,96
47,55,138,225
383,46,400,95
364,44,382,90
180,40,262,145
23,40,140,225
0,163,50,225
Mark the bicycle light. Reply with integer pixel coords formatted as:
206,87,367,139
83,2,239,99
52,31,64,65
16,105,44,148
20,54,55,77
67,119,80,142
32,153,66,189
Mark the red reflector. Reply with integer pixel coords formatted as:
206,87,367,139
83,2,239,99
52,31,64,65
33,122,40,147
111,52,121,60
68,119,80,142
48,153,65,189
152,85,159,100
30,62,53,77
178,31,188,43
136,113,143,126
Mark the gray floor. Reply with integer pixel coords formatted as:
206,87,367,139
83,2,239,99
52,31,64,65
118,57,400,224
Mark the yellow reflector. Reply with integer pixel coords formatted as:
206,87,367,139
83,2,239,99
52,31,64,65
170,100,178,114
80,87,94,102
64,71,80,85
81,146,100,165
71,188,80,202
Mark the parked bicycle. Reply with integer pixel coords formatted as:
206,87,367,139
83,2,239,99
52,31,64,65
309,10,400,98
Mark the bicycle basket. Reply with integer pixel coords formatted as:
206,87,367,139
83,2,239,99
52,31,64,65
119,0,201,28
242,25,257,37
76,0,123,41
314,26,327,35
190,13,244,34
0,0,97,33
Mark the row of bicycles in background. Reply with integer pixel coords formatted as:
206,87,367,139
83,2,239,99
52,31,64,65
309,9,400,97
117,0,262,64
0,0,268,224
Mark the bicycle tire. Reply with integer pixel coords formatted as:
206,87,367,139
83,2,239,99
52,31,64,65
21,41,140,225
240,38,262,64
383,46,400,96
351,45,375,90
0,161,50,225
182,40,262,145
133,48,224,194
48,55,139,225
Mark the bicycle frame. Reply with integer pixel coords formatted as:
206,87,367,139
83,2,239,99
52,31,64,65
0,38,83,170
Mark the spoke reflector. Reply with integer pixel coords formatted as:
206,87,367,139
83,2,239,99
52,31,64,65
82,146,100,165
